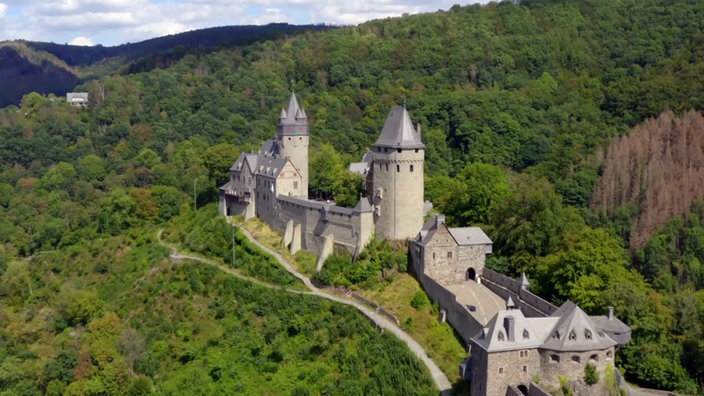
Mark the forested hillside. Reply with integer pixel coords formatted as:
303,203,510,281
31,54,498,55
2,0,704,393
0,23,330,107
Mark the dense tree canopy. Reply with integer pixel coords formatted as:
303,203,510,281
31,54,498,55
1,0,704,393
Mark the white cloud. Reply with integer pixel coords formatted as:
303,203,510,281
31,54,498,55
69,36,94,46
0,3,7,18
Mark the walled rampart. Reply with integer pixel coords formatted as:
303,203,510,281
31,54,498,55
420,275,484,344
267,195,373,260
481,268,556,317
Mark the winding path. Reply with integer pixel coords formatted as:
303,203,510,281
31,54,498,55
157,225,453,395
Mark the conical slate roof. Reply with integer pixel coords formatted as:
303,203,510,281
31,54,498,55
373,106,425,149
280,92,307,124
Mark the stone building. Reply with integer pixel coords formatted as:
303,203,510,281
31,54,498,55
468,299,630,396
410,214,492,285
219,93,425,262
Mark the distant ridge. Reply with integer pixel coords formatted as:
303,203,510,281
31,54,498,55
0,23,333,107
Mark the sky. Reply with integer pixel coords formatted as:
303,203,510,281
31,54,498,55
0,0,490,47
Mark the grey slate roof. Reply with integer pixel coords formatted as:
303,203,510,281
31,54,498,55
354,196,373,213
471,301,624,353
280,92,307,124
259,140,278,157
373,106,425,149
231,153,262,172
472,307,553,352
448,227,493,246
542,301,616,352
255,157,289,178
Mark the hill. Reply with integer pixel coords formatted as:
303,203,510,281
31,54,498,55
0,23,331,107
0,43,81,108
592,111,704,249
2,0,704,393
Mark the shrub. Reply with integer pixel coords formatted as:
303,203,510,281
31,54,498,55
584,363,599,386
410,290,430,310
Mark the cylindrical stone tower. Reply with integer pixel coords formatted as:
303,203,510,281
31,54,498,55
277,93,309,197
371,106,425,240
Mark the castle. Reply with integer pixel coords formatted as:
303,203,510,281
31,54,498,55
220,93,631,395
219,92,424,265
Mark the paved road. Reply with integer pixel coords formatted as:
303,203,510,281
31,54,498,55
158,226,453,395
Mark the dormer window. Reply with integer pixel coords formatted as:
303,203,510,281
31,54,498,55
585,329,593,340
498,331,505,341
569,330,577,340
523,329,529,339
552,331,560,340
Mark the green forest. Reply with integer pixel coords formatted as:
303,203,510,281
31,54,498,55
2,0,704,394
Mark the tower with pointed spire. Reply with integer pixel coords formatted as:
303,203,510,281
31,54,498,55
370,106,425,240
276,92,309,197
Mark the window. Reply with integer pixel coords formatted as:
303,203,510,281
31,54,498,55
569,330,577,340
499,367,503,374
585,329,593,340
550,354,560,363
519,351,524,357
410,164,414,172
606,351,613,359
498,331,505,341
523,329,530,339
396,165,400,172
293,181,298,189
590,354,598,362
397,148,402,153
432,252,436,259
572,355,581,364
447,251,453,259
385,164,389,172
415,149,419,153
522,365,527,373
552,331,560,340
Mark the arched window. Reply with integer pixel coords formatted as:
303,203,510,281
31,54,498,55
569,330,577,340
410,164,414,172
585,329,593,340
606,351,613,359
550,354,560,363
572,355,581,364
498,331,505,341
590,354,598,362
523,329,530,339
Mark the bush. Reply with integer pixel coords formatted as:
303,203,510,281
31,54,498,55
584,363,599,386
410,290,430,310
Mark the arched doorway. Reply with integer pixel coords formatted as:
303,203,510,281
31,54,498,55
466,267,476,281
517,384,528,395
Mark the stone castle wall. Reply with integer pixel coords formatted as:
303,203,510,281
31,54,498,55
264,195,374,257
482,268,557,317
419,275,484,344
537,348,615,391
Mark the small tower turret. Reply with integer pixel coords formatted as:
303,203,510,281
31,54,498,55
276,92,309,197
370,106,425,240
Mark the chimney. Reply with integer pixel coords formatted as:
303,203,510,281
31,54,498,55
608,306,614,320
503,316,515,342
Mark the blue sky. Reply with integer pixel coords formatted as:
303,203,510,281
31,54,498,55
0,1,490,47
